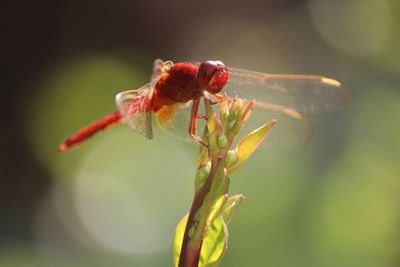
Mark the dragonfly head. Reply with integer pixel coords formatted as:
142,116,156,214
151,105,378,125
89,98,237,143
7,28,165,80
196,60,229,94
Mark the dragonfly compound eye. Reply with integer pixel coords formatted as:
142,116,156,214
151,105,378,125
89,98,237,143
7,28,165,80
196,60,229,94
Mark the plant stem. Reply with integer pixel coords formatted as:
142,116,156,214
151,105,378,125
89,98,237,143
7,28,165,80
177,98,253,267
178,158,217,267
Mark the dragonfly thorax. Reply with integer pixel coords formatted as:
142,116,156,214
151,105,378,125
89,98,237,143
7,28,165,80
151,62,199,112
151,61,229,112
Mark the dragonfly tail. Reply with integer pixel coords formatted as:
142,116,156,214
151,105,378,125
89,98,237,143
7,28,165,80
59,111,122,152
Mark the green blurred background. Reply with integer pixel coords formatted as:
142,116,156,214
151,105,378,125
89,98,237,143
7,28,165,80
2,0,400,266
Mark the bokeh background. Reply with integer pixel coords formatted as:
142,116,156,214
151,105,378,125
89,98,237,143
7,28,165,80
3,0,400,266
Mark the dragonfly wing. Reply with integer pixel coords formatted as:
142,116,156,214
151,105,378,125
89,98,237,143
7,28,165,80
152,64,349,146
148,59,174,100
227,67,349,114
243,101,314,146
154,98,312,146
217,67,349,145
155,101,197,143
115,84,153,139
114,60,173,140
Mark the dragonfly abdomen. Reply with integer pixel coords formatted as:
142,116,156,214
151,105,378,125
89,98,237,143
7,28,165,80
59,111,122,152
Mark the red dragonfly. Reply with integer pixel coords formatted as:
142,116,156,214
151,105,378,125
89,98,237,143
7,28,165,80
59,59,349,152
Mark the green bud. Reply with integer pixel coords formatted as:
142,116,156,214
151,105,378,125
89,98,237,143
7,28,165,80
217,134,228,149
231,100,243,113
199,163,211,177
228,120,236,130
225,149,238,168
234,106,242,117
222,111,230,122
196,163,211,188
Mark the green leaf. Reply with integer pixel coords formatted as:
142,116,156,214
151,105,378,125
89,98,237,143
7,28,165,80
199,216,228,267
227,119,277,175
222,194,245,225
207,195,228,225
173,214,228,267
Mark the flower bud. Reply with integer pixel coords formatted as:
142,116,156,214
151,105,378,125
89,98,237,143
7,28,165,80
222,110,230,122
195,163,211,188
225,149,238,168
217,134,228,149
228,120,236,130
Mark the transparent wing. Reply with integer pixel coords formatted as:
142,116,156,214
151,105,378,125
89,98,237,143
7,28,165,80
227,67,349,114
222,67,349,145
155,98,313,146
155,101,196,142
155,63,349,146
240,100,313,145
114,59,174,140
115,84,153,139
148,59,174,100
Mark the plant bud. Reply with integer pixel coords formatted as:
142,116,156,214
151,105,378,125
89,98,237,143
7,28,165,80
225,149,238,168
217,134,228,149
222,110,230,122
228,120,236,130
196,163,211,188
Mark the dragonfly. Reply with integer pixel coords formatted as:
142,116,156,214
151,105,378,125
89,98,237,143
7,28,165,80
58,59,349,152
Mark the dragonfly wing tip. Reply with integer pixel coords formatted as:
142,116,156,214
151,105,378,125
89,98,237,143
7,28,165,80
321,77,342,87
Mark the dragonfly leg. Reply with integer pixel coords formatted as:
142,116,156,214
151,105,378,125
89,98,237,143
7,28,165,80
202,92,226,105
213,93,226,100
189,98,208,148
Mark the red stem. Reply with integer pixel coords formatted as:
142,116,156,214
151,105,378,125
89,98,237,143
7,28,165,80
178,189,208,267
